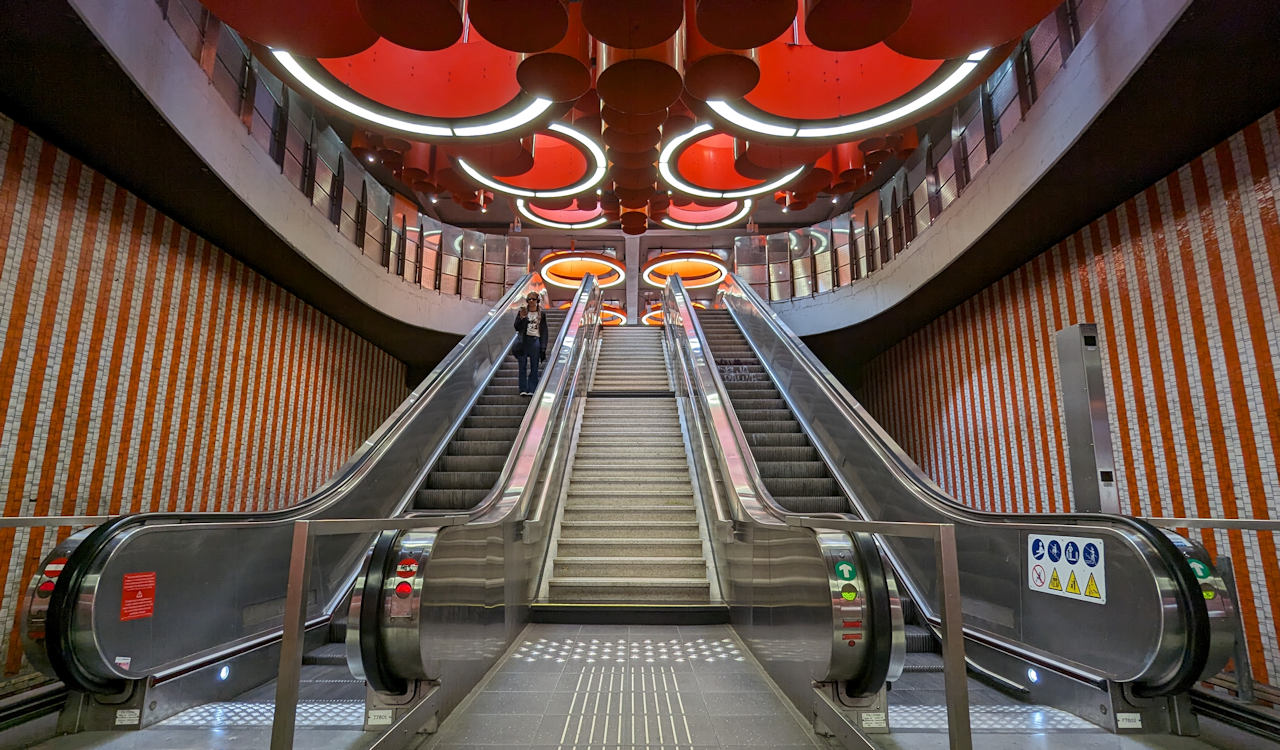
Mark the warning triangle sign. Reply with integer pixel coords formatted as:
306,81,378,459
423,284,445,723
1048,569,1062,591
1084,573,1101,599
1066,571,1080,595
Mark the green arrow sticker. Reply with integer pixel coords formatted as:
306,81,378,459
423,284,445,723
1188,559,1211,580
835,561,856,581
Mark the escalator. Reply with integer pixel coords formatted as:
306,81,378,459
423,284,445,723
671,273,1237,739
15,275,581,735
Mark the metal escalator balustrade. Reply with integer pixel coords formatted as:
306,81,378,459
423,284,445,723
416,310,566,510
693,272,1231,709
19,274,557,728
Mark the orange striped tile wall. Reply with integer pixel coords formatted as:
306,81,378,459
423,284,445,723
860,108,1280,690
0,115,408,691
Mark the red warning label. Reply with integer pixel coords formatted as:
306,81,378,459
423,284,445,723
120,572,156,622
395,558,418,579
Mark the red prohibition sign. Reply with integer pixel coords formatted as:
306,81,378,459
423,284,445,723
1032,564,1046,587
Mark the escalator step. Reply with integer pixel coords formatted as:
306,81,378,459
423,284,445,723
470,405,530,417
437,455,506,473
905,625,940,654
425,471,502,490
756,461,829,479
734,409,796,422
447,440,517,456
745,432,810,447
729,398,789,410
738,420,801,434
764,477,838,495
453,427,519,442
462,415,524,429
750,446,819,461
415,488,488,509
769,495,847,513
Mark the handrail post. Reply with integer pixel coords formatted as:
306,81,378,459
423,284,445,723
270,520,314,750
935,523,972,750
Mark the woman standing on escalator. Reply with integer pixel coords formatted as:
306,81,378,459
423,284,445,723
514,293,547,396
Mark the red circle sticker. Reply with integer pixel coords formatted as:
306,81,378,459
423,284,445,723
44,558,67,578
395,558,418,578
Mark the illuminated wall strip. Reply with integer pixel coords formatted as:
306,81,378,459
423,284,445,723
658,125,806,200
271,50,552,139
515,199,609,230
706,49,990,140
456,122,608,199
660,200,752,231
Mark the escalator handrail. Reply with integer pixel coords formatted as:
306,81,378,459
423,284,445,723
715,273,1210,696
43,276,547,694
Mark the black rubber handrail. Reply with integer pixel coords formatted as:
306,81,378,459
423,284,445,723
360,530,407,695
845,531,895,697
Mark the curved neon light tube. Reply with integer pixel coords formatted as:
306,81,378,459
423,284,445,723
515,199,610,230
659,125,805,200
457,122,607,199
600,307,628,325
541,255,626,289
642,256,729,289
660,200,753,231
706,49,990,140
271,50,553,139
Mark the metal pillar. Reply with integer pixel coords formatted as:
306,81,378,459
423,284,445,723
1054,323,1120,512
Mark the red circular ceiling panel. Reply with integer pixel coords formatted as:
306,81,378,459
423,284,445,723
318,36,521,118
744,37,943,120
493,132,589,189
675,133,762,190
667,201,741,223
528,201,605,224
886,0,1060,60
202,0,378,59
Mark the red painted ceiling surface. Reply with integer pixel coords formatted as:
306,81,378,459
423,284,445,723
496,132,589,187
528,201,603,222
667,201,740,223
318,35,521,118
676,133,763,190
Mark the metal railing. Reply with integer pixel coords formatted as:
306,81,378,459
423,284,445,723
731,0,1107,303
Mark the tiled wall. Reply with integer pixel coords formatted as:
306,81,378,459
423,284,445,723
860,107,1280,689
0,115,408,689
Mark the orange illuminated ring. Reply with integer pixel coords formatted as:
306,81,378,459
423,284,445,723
558,301,627,325
641,252,728,289
641,300,706,326
539,251,625,289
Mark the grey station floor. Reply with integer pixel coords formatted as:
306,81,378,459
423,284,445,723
10,623,1273,750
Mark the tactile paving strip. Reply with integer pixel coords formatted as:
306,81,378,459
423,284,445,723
890,704,1098,732
158,700,364,728
514,636,744,663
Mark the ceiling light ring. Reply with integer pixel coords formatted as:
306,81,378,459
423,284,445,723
659,200,753,231
705,49,992,142
539,251,627,289
271,50,556,139
658,125,806,200
515,199,610,230
457,122,607,199
641,252,729,289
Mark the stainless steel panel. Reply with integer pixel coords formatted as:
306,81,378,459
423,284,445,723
1055,323,1120,513
711,273,1224,690
28,276,554,687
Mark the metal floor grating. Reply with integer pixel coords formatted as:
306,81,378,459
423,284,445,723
157,700,364,728
888,704,1098,732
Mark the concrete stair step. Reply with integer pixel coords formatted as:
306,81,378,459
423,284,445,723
562,506,697,522
558,521,700,538
548,578,710,603
553,557,707,578
556,538,703,557
564,494,696,508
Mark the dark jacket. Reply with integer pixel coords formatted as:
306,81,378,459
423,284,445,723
515,309,549,359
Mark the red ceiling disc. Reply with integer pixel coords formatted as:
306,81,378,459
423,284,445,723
446,138,534,176
740,141,828,171
202,0,378,58
596,39,684,114
685,54,762,101
582,0,684,49
608,149,659,169
318,37,521,118
613,167,658,189
676,133,761,190
516,3,591,102
468,0,569,53
604,127,662,151
803,0,912,52
356,0,464,51
616,185,656,202
529,197,574,210
695,0,797,50
602,106,668,134
885,0,1060,60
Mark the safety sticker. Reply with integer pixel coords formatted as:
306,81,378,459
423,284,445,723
1028,534,1106,604
120,572,156,622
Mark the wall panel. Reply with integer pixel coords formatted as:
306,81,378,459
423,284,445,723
0,115,408,692
860,107,1280,690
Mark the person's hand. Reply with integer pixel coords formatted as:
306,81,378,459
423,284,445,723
517,309,527,319
540,351,547,363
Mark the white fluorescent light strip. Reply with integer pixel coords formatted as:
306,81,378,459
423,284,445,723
272,50,552,138
706,49,990,140
515,199,609,230
541,255,626,289
660,200,753,231
659,125,805,200
457,123,607,199
642,257,728,289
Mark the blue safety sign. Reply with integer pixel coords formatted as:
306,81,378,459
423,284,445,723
1028,533,1106,604
1031,539,1046,560
1047,540,1062,562
1083,543,1100,568
1064,541,1080,565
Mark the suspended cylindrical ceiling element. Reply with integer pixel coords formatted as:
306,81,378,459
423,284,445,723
582,0,684,49
402,143,440,192
802,0,912,52
694,0,797,50
356,0,464,51
201,0,378,58
683,0,761,101
885,0,1060,59
468,0,569,53
516,1,592,101
596,34,685,114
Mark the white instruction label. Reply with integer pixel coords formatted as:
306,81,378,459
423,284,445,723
367,709,394,726
860,712,887,728
1116,712,1142,729
115,709,141,726
1027,533,1106,604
